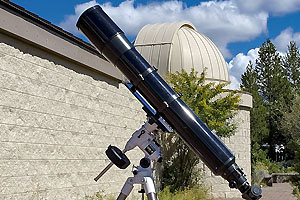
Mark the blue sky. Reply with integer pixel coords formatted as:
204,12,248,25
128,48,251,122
11,0,300,89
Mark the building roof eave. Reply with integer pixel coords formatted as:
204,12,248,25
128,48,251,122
0,0,124,81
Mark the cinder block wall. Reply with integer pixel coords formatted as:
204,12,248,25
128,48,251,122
202,107,252,198
0,33,252,200
0,33,145,199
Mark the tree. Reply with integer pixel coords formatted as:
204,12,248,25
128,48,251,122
281,95,300,144
255,39,294,160
241,61,269,164
256,39,293,107
283,41,300,93
156,69,240,192
281,95,300,170
240,61,257,91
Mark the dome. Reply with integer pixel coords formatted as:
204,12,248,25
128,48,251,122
134,21,229,83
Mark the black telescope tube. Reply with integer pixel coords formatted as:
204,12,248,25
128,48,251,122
76,5,261,200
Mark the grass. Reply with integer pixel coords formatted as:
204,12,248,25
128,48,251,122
158,185,208,200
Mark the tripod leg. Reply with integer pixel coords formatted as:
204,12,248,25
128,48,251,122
143,177,159,200
147,193,158,200
117,178,134,200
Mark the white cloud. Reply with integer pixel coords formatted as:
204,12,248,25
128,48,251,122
229,75,241,90
228,48,259,89
234,0,300,15
58,0,300,89
272,28,300,52
58,0,268,58
59,0,99,36
227,27,300,90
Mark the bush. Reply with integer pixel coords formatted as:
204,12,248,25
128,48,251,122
158,185,208,200
85,186,209,200
255,160,281,174
85,191,115,200
252,168,269,185
252,160,282,185
292,178,300,199
290,151,300,198
156,69,239,192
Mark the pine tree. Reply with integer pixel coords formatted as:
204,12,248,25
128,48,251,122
240,61,257,92
281,95,300,145
284,41,300,93
281,94,300,167
241,61,269,163
255,39,293,160
256,40,292,105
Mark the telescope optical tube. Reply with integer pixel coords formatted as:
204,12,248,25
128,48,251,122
76,5,262,200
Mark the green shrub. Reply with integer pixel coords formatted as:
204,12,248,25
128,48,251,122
292,179,300,199
85,186,208,200
158,185,208,200
267,162,282,173
157,69,239,193
252,160,283,185
85,190,115,200
255,159,281,174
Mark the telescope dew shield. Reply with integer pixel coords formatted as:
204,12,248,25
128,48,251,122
76,5,261,200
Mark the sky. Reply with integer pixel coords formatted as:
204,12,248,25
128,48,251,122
11,0,300,89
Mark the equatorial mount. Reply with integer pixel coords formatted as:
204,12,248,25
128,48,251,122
94,115,168,200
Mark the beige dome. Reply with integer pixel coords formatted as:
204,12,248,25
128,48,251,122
135,21,229,83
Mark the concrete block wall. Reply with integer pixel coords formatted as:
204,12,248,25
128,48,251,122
0,37,146,200
202,108,252,198
0,33,252,200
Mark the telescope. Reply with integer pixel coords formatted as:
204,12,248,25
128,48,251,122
76,5,262,200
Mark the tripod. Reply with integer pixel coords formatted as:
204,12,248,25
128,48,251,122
117,158,157,200
94,117,163,200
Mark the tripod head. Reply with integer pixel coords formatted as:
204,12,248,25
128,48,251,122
94,116,163,181
94,117,163,200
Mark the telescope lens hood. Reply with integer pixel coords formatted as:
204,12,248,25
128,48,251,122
106,145,130,169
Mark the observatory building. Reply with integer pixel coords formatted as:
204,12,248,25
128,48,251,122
135,22,229,84
0,1,251,199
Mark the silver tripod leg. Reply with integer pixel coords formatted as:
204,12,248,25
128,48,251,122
147,193,158,200
116,178,134,200
143,177,159,200
116,176,158,200
116,193,127,200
